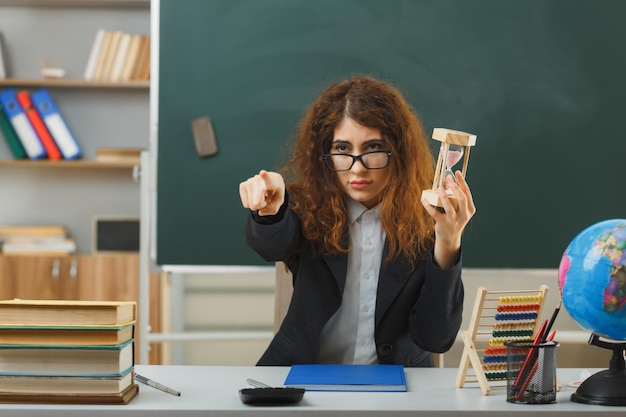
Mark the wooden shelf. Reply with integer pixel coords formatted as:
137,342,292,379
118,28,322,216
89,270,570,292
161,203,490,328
0,0,149,7
0,159,139,169
0,79,149,89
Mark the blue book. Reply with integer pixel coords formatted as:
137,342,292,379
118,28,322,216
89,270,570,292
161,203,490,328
0,88,46,159
30,88,82,160
284,364,407,392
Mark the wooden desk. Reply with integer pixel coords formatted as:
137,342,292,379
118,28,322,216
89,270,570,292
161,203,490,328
0,366,624,416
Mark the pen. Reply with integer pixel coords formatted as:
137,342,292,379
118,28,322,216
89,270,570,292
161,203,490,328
135,373,181,396
246,378,273,388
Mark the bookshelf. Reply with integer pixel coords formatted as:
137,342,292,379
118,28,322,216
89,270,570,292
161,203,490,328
0,79,149,89
0,0,149,7
0,1,161,363
0,159,139,169
0,0,150,250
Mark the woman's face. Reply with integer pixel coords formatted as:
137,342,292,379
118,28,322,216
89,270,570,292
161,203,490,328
329,117,392,209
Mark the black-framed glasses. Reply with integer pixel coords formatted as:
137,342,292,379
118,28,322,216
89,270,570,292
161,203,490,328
322,151,392,171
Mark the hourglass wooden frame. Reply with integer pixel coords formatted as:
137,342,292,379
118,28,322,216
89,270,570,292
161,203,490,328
422,128,477,208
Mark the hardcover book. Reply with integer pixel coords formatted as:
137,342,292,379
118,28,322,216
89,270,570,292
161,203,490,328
0,366,134,394
0,383,138,405
0,323,134,346
284,364,407,392
84,28,106,81
0,225,67,238
0,340,134,377
0,299,136,326
1,237,76,254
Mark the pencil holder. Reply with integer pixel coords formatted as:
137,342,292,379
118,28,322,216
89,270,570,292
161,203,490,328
505,340,559,404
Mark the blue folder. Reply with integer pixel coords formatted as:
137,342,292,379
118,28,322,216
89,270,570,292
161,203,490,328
284,364,407,392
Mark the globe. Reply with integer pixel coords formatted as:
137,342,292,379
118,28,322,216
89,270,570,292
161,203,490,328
558,218,626,341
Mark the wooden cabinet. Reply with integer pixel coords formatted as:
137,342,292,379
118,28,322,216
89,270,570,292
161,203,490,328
0,253,162,364
2,254,79,299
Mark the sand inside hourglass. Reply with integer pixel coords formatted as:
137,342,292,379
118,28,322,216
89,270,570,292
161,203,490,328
446,148,464,168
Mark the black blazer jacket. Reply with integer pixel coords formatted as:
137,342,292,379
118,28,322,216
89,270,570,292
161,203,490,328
245,196,464,366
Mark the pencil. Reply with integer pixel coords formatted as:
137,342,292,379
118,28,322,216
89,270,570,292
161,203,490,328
540,301,561,343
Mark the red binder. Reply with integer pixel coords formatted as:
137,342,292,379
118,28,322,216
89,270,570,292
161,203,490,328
16,90,62,160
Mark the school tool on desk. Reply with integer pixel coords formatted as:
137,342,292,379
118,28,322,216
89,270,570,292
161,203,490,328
0,300,138,404
0,88,46,159
510,302,561,400
284,364,406,392
239,378,304,405
0,323,134,346
239,387,304,405
0,366,134,394
512,331,558,402
0,104,26,159
507,319,547,399
135,373,181,396
0,340,134,376
30,88,82,160
456,285,549,395
0,299,136,326
0,383,138,405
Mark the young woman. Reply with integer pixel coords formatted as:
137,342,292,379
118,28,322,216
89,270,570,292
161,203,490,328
239,75,476,366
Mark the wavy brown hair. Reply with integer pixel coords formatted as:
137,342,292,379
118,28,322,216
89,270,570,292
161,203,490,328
281,75,436,266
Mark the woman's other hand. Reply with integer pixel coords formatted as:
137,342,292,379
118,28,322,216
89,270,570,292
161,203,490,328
421,171,476,269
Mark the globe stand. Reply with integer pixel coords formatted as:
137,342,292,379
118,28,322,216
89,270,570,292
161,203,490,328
571,334,626,406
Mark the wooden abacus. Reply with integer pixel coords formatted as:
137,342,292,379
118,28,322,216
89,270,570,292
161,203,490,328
456,285,549,395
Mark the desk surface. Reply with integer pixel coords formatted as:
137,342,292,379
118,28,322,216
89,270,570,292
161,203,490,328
1,366,624,416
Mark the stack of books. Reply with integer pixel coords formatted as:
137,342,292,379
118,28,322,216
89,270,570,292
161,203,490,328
0,88,82,161
83,29,150,83
0,225,76,255
0,299,138,404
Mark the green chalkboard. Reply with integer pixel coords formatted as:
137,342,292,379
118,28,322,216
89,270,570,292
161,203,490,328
157,0,626,268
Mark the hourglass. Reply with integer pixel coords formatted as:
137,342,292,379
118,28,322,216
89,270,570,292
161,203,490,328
421,128,477,209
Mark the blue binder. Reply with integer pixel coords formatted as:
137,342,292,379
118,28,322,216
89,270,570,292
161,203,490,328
30,89,82,160
0,88,46,159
